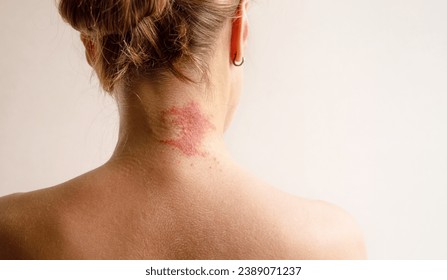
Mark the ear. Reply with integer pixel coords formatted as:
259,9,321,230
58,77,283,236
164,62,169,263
80,33,96,67
230,0,249,65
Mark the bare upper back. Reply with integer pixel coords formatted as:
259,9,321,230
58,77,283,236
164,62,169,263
0,166,366,260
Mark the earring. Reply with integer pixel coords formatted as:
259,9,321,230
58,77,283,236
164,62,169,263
233,53,245,67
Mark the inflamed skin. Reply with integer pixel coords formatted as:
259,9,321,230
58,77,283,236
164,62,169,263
160,102,215,157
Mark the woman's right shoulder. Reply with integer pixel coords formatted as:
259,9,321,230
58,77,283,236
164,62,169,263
270,192,367,260
239,175,367,259
296,198,366,259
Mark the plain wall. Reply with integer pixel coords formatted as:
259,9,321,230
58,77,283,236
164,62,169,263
1,0,446,259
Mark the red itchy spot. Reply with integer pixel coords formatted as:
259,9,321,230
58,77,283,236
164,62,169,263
160,102,214,157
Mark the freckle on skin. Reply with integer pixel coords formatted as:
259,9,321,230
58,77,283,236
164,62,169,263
160,102,215,157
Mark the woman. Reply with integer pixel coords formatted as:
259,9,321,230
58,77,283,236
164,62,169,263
0,0,366,259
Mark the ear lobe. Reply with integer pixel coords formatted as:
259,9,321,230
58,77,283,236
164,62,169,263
230,0,248,65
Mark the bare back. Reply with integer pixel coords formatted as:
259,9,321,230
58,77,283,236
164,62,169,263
0,162,366,260
1,0,368,261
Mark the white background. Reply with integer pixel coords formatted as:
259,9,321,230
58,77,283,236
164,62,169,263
1,0,446,259
2,261,447,280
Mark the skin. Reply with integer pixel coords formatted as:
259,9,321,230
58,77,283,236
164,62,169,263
0,1,367,260
159,102,215,157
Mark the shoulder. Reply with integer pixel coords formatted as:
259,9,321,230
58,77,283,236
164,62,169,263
0,185,74,259
0,192,30,259
305,200,367,259
275,196,367,259
242,180,367,259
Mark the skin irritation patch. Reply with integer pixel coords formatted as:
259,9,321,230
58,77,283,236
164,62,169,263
160,102,215,157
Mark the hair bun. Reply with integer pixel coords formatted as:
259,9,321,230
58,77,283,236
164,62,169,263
59,0,169,35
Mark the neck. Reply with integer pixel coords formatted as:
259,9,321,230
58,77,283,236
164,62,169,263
108,78,233,172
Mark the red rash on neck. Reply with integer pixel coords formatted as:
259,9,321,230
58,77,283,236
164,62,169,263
160,102,215,157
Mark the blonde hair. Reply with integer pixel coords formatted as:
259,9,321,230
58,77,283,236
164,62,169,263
58,0,240,92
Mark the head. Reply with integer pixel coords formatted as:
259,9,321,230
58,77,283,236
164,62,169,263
58,0,248,131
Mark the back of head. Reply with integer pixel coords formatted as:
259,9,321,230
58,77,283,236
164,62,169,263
58,0,240,92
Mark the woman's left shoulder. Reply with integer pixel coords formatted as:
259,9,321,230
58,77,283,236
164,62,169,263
0,192,27,230
0,186,69,259
0,192,29,259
